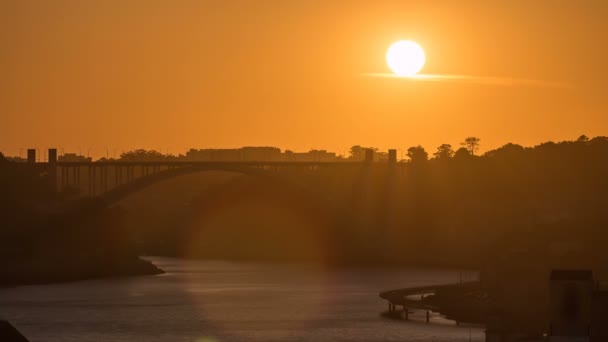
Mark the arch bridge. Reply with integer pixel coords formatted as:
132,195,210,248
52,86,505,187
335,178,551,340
25,148,403,205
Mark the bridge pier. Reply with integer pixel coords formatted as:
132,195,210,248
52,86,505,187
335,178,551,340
426,310,430,323
403,307,409,320
27,149,36,163
60,164,67,190
48,148,57,192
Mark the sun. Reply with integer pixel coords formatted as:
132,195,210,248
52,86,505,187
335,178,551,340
386,40,426,77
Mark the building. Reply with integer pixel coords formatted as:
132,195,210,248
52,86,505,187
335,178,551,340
485,270,608,342
284,149,338,162
184,147,282,162
548,270,593,342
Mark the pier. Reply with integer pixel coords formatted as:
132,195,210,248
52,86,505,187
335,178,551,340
379,281,481,323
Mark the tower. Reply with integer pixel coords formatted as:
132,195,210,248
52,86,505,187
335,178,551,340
27,149,36,163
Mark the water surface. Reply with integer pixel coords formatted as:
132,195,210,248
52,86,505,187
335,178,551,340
0,258,483,341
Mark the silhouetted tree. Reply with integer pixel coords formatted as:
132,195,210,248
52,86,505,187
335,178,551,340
406,146,428,163
454,147,471,160
433,144,454,160
349,145,378,161
589,136,608,145
4,156,26,163
484,143,525,158
461,137,481,155
119,149,167,162
348,146,363,160
7,136,608,274
577,134,590,143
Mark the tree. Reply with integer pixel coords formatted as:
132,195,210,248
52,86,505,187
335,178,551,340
406,145,428,163
349,145,378,161
461,137,481,155
454,147,471,160
4,156,27,163
433,144,454,160
349,146,364,161
119,149,166,162
484,143,525,159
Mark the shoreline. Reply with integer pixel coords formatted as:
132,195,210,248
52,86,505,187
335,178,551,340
0,256,164,288
1,255,476,289
380,281,488,325
143,254,480,272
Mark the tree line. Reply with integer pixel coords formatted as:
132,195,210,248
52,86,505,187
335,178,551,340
2,134,608,268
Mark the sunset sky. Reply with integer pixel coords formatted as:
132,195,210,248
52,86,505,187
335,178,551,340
2,1,607,158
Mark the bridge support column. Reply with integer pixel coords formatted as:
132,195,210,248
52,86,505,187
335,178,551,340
27,149,36,163
88,166,92,196
75,165,80,190
403,307,409,320
48,148,57,193
58,166,70,191
102,166,108,193
426,310,430,323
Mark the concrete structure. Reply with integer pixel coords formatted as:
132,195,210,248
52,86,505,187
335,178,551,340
284,150,338,162
24,147,405,199
483,269,608,342
590,291,608,341
48,148,58,191
184,147,285,162
27,149,36,163
48,149,57,164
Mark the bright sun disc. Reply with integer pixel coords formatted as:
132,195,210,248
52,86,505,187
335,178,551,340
386,40,426,76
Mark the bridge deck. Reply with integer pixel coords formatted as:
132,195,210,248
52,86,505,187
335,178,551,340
40,161,398,167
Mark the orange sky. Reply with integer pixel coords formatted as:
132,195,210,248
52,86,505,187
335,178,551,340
2,1,607,158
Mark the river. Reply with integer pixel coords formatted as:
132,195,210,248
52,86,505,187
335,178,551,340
0,257,483,341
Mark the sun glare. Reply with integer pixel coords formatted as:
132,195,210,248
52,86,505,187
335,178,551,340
386,40,426,77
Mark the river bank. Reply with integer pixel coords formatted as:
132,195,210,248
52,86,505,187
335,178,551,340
0,256,163,288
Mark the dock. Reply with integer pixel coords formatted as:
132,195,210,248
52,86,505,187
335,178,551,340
379,281,481,322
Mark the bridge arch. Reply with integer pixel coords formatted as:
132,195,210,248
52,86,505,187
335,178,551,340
99,164,294,206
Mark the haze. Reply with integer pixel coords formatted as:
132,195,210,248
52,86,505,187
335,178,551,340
2,0,607,156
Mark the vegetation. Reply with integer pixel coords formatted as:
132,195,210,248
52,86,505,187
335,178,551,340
2,135,608,279
0,153,162,286
113,136,608,270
